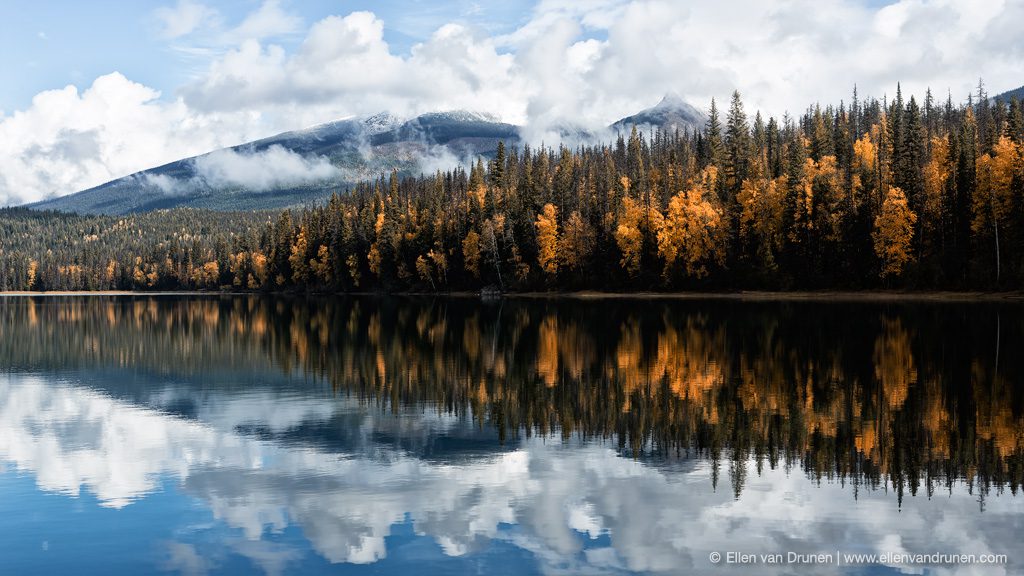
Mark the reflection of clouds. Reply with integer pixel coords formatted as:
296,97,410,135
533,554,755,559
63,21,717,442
161,542,212,576
1,374,1022,576
228,539,303,576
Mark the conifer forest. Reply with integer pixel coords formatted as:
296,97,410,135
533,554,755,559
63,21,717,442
3,84,1023,293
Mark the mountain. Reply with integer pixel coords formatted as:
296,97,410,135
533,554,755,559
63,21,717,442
610,93,707,135
30,111,520,215
30,97,705,215
994,84,1024,102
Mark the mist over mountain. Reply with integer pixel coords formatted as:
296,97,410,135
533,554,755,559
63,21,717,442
29,96,706,215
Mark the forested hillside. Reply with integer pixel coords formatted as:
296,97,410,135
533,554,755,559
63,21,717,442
2,83,1023,293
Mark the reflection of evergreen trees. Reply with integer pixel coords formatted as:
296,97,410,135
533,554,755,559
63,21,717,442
1,296,1021,500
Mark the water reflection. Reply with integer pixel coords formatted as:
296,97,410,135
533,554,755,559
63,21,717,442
0,295,1022,574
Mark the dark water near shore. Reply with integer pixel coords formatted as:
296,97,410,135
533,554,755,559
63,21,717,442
0,295,1022,575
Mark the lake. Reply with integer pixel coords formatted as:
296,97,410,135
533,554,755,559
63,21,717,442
0,295,1021,575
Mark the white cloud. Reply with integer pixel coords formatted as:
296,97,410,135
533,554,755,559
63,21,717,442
181,11,524,124
0,73,267,206
154,0,220,39
3,0,1024,206
155,0,298,43
222,0,302,43
141,173,181,195
193,145,339,191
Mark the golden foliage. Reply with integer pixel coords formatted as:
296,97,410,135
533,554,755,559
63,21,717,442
973,136,1020,236
921,136,949,239
872,186,917,278
289,226,309,284
793,155,843,243
559,211,595,273
657,176,725,278
415,255,434,289
27,260,38,290
462,230,481,279
535,203,560,276
190,261,220,288
614,197,644,277
367,242,382,277
852,129,876,174
310,245,332,285
251,251,268,287
737,175,786,264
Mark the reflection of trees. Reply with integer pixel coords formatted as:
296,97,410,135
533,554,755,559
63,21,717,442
1,296,1022,502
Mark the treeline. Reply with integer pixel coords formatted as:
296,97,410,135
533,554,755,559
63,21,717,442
2,82,1024,292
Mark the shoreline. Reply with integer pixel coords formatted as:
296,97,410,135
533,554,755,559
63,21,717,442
1,289,1022,302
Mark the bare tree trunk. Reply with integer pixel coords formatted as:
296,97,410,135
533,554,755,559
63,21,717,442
994,217,1001,284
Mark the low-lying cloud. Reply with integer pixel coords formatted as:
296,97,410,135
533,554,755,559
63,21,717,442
193,145,339,191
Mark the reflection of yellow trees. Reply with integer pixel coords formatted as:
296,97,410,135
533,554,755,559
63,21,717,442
536,315,559,387
655,317,724,420
1,296,1021,499
873,317,916,409
973,360,1024,458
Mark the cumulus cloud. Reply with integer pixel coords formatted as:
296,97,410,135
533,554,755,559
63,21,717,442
192,145,339,191
180,11,523,123
0,73,267,206
3,0,1023,206
171,0,1024,130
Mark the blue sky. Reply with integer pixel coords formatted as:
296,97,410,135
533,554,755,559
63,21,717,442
1,0,1021,206
0,0,539,113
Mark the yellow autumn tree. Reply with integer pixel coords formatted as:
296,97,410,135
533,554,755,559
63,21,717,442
657,171,726,278
416,255,435,290
103,260,118,287
428,248,448,286
310,245,332,285
27,260,39,290
614,196,644,277
873,186,917,278
852,131,876,175
250,251,269,288
921,136,950,244
191,261,220,288
462,230,481,279
367,243,382,277
559,210,595,273
614,196,663,277
535,203,559,277
852,126,881,206
289,225,309,284
737,175,786,267
973,136,1020,281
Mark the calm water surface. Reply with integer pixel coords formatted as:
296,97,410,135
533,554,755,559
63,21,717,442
0,295,1022,575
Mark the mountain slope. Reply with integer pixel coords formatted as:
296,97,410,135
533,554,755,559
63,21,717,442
30,111,520,215
994,84,1024,102
30,97,705,215
611,93,707,135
